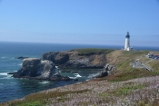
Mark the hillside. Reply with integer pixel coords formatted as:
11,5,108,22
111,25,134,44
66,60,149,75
1,50,159,106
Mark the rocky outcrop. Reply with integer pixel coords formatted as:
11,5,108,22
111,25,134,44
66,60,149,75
12,58,71,81
15,56,29,60
94,64,114,78
41,50,107,68
42,52,69,65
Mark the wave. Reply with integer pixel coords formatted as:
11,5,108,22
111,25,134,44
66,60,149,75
0,77,12,79
0,73,8,76
74,73,82,77
39,81,50,84
88,72,100,79
18,63,22,66
55,66,59,69
69,73,82,79
0,72,12,79
0,57,8,59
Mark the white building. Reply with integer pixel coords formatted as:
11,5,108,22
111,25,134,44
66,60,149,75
124,32,130,51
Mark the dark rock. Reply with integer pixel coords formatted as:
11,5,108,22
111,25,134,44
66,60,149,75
42,52,69,65
50,75,71,81
8,72,16,75
13,58,56,78
16,56,29,60
53,52,69,64
93,64,114,78
94,71,108,78
41,52,56,62
22,58,41,77
73,79,78,81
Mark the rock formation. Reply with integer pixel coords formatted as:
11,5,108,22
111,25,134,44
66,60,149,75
41,50,107,68
94,64,114,78
12,58,71,81
15,56,29,60
42,52,69,65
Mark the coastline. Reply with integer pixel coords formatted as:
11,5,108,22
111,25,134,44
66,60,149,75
1,49,159,105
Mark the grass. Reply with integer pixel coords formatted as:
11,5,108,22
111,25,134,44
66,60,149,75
138,101,150,106
98,82,147,98
97,68,159,82
12,101,44,106
112,83,146,96
101,50,159,81
75,48,114,56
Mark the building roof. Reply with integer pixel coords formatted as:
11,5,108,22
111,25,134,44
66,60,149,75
126,32,130,38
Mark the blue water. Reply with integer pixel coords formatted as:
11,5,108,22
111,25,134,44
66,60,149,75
0,42,159,103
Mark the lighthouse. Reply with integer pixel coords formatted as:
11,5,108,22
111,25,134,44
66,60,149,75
124,32,130,51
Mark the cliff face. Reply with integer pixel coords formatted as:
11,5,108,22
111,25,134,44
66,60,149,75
41,50,108,68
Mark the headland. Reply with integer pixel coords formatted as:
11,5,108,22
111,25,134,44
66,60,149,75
2,49,159,106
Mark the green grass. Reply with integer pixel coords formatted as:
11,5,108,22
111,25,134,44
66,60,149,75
100,50,159,82
99,82,147,99
75,48,114,56
98,68,159,82
11,101,44,106
138,101,150,106
113,83,146,96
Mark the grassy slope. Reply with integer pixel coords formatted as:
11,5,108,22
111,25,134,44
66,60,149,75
1,49,159,106
104,50,159,81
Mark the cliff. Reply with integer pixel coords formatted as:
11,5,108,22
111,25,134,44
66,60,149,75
41,49,113,68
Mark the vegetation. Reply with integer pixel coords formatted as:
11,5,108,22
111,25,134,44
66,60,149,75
98,82,147,98
75,48,114,56
112,83,147,96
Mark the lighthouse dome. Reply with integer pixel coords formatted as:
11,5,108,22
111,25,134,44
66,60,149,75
126,32,130,38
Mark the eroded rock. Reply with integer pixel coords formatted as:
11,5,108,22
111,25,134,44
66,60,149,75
12,58,70,81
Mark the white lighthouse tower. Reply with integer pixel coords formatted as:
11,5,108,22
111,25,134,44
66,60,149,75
124,32,130,51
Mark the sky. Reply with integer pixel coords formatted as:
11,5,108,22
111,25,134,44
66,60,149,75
0,0,159,47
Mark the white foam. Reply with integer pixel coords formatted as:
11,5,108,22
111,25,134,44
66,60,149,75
69,77,77,79
55,66,59,69
68,73,82,79
88,72,100,79
39,81,50,84
0,73,8,76
74,73,82,77
18,63,22,66
0,57,7,59
0,72,12,79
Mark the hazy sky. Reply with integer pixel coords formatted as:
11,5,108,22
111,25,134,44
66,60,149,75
0,0,159,46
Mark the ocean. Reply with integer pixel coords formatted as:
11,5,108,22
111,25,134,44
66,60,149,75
0,42,159,103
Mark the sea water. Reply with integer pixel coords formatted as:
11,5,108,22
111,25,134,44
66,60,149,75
0,42,159,103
